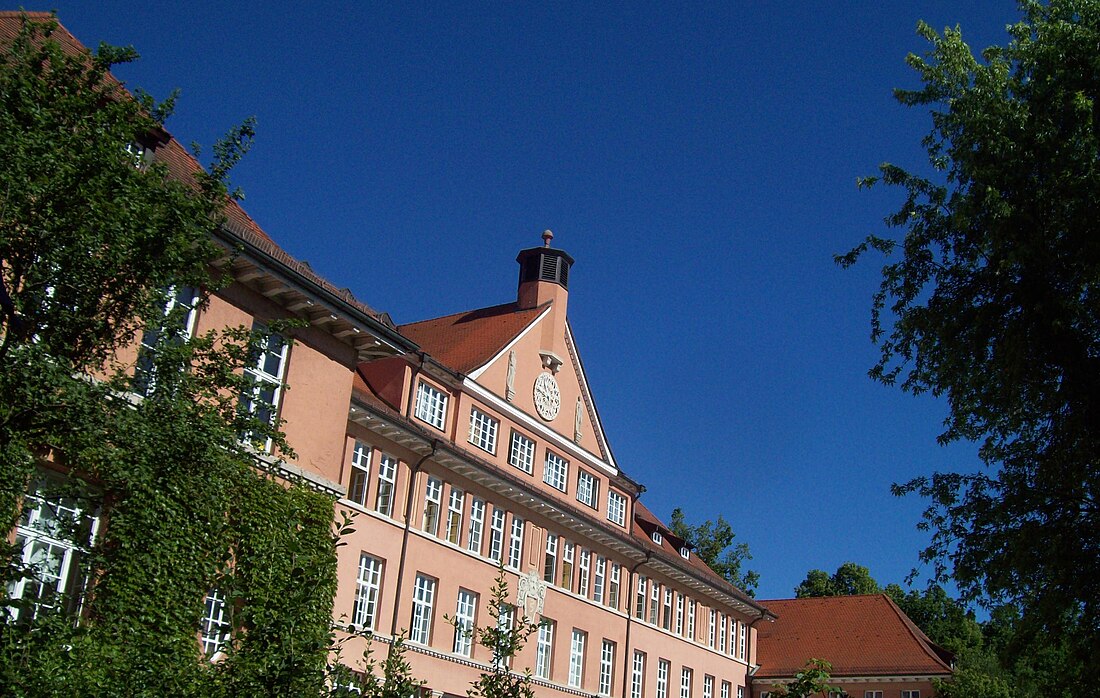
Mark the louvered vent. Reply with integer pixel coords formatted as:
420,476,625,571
516,242,574,292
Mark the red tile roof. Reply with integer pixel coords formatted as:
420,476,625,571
0,11,392,328
755,594,953,679
398,302,548,374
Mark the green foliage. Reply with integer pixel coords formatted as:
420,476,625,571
768,659,846,698
669,507,759,595
466,565,540,698
794,562,880,598
327,634,425,698
838,0,1100,682
884,583,983,654
0,13,341,697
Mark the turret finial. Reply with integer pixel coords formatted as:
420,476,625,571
542,229,554,248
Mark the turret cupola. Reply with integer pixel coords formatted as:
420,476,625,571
516,230,575,311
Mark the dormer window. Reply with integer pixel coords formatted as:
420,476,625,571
680,546,691,560
651,531,663,545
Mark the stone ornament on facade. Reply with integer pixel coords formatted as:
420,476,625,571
533,371,560,421
574,396,583,444
516,570,547,620
506,350,516,402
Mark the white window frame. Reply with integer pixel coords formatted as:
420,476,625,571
662,588,673,630
568,628,586,688
507,516,525,570
681,667,693,698
348,441,371,506
468,407,499,454
375,453,397,517
599,639,615,696
446,487,465,545
652,530,663,544
467,497,485,554
900,693,919,698
704,675,714,698
675,593,684,635
593,555,606,603
650,582,660,625
631,651,646,698
561,541,575,591
488,508,506,562
718,612,726,652
135,285,199,395
607,490,627,526
635,575,647,619
709,608,717,647
578,548,590,596
687,599,696,640
453,588,477,657
657,659,670,698
722,682,731,698
739,621,747,659
423,476,442,535
353,553,383,631
544,532,558,583
864,693,884,698
508,430,535,474
200,589,230,658
576,469,598,508
535,619,555,679
410,574,436,645
240,326,288,453
608,562,621,608
414,381,447,430
543,450,568,491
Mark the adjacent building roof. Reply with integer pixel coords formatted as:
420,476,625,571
754,594,954,679
398,302,548,374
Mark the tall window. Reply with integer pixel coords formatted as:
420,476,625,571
607,490,627,526
576,469,598,508
352,554,383,630
495,604,515,669
134,285,199,395
423,477,442,535
535,619,554,679
467,497,485,554
507,516,525,569
578,548,591,596
200,589,230,657
561,541,575,591
631,651,646,698
446,488,464,545
8,476,98,621
375,454,397,516
657,660,670,698
593,555,606,603
727,617,735,655
488,508,506,562
608,563,621,608
649,583,660,625
703,675,714,698
239,326,288,453
599,639,616,696
508,431,535,474
662,588,673,630
568,629,586,688
348,441,371,506
721,682,731,698
739,622,747,659
681,667,693,698
687,599,696,639
709,609,717,647
635,575,647,619
718,612,727,652
410,574,436,645
453,589,477,657
414,381,447,430
468,408,499,453
675,594,684,635
735,686,744,698
543,450,568,491
544,533,558,583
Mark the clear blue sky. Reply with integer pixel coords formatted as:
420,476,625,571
39,1,1022,602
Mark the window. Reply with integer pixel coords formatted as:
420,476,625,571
423,477,442,535
495,604,515,669
7,476,98,622
507,516,525,570
649,583,660,625
375,454,397,516
608,563,621,608
687,599,696,640
739,621,747,659
662,588,673,630
681,667,693,698
453,589,477,656
634,576,647,619
488,508,506,562
675,594,684,635
593,555,606,603
652,530,663,544
631,651,646,698
468,408,499,453
200,589,230,657
736,686,744,698
239,326,288,452
544,533,558,583
134,285,199,395
718,612,727,652
352,554,383,631
607,491,627,526
727,617,735,655
576,469,598,508
657,660,670,698
721,682,731,698
568,629,586,687
864,693,884,698
561,541,574,591
410,574,436,645
599,639,615,696
508,431,535,474
543,450,568,491
535,619,554,679
680,546,691,560
704,676,714,698
578,548,591,596
708,609,717,646
414,381,447,430
348,441,371,506
467,497,485,554
901,692,919,698
446,488,464,545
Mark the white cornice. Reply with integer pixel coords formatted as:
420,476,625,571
466,305,553,381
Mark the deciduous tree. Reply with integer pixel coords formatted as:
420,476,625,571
669,508,759,595
794,563,880,598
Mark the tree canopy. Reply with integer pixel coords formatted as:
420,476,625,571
670,507,759,595
838,0,1100,678
794,562,880,599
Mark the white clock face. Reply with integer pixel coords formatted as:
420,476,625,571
533,372,561,421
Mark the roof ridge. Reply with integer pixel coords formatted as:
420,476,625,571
880,592,955,671
398,300,538,329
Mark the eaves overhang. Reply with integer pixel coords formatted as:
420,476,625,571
644,549,776,620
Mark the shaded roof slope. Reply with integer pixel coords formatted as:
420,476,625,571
755,594,953,679
398,302,547,374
